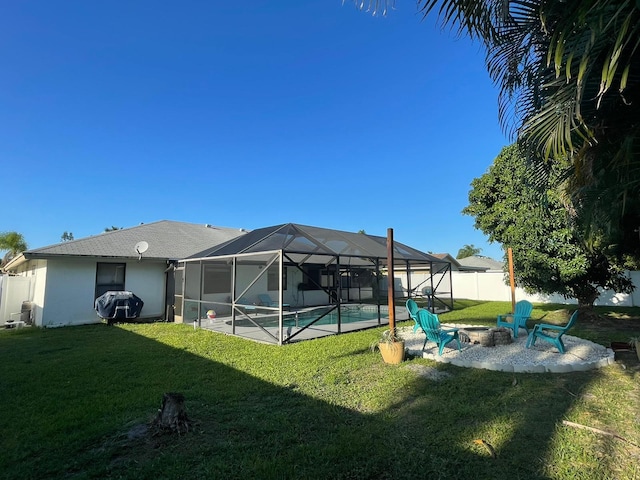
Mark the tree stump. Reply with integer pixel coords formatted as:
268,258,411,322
152,392,190,435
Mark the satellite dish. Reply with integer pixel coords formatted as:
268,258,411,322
134,241,149,260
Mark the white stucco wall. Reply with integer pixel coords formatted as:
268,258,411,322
39,257,167,327
42,258,98,326
31,259,48,326
123,262,167,317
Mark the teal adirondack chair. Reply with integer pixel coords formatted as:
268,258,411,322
237,297,257,314
496,300,533,338
257,293,290,310
416,309,461,355
526,311,578,354
405,299,420,332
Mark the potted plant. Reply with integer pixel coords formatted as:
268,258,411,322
374,329,405,364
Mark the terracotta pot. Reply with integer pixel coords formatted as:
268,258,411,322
379,341,405,364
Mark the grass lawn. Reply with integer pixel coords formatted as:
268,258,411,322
1,300,639,479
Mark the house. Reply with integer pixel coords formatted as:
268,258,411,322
456,255,505,272
397,253,508,304
431,253,462,270
1,221,246,327
1,221,451,337
392,253,456,303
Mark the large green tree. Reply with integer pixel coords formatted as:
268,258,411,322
464,144,633,309
0,231,28,268
355,0,640,257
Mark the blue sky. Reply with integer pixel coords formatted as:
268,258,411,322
1,1,509,260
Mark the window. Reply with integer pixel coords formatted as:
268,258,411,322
203,264,232,294
298,265,322,290
351,268,374,288
95,263,126,298
320,269,336,288
267,265,287,291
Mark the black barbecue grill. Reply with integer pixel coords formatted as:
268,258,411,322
95,291,144,325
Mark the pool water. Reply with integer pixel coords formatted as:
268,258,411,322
252,307,382,328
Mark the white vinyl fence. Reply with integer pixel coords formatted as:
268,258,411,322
0,274,33,325
449,270,640,307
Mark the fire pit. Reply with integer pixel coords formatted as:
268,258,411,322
459,327,512,347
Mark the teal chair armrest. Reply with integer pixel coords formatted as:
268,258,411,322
441,327,458,333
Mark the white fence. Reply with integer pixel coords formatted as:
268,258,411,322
0,275,33,325
448,270,640,307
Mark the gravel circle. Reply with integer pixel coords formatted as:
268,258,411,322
398,324,615,373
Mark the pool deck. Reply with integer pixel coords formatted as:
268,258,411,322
195,304,411,344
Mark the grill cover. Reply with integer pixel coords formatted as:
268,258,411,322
95,291,144,320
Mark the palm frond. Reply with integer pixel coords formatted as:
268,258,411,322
344,0,395,16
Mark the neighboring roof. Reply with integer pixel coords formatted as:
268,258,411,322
189,223,447,266
457,255,505,271
6,220,246,268
432,253,461,268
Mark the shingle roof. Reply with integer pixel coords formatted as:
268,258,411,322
432,253,461,268
189,223,447,265
457,255,504,271
24,220,247,261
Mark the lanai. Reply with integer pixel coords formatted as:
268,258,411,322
175,223,452,344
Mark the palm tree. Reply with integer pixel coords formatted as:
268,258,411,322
0,231,28,268
352,0,640,257
470,0,640,258
456,244,481,259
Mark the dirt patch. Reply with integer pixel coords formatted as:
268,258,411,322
404,364,452,381
614,350,640,370
581,314,640,332
99,420,197,472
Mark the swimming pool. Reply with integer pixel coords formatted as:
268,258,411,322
251,306,381,329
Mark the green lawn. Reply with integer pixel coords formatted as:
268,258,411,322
1,301,639,479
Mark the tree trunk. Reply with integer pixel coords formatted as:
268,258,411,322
574,288,602,321
152,392,190,434
574,285,599,312
577,299,595,311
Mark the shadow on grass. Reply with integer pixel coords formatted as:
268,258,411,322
0,323,622,479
